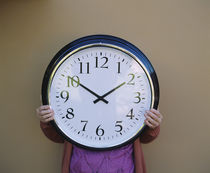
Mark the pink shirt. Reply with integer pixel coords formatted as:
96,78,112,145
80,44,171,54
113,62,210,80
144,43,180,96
70,144,134,173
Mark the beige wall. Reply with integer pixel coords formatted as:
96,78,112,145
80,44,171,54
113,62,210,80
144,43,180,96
1,0,210,172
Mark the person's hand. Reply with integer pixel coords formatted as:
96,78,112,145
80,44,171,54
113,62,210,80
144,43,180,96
36,105,54,123
144,108,163,129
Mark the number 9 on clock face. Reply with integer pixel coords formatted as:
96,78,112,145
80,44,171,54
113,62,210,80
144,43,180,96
42,35,159,150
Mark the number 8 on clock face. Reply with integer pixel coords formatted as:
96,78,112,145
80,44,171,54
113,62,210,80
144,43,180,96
42,35,159,150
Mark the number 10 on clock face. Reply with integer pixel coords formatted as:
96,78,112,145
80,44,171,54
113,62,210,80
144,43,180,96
48,46,153,149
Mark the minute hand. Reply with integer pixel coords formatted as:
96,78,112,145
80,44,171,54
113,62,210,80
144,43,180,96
69,76,109,104
93,82,126,104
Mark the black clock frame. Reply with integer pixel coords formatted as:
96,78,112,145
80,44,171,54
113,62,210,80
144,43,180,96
42,35,159,151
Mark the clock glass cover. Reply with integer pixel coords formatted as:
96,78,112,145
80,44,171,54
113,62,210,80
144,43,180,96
42,35,159,150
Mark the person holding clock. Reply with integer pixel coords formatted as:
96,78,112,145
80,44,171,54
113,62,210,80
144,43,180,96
37,35,163,173
36,105,162,173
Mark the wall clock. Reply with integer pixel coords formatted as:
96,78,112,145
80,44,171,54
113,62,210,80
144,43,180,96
42,35,159,150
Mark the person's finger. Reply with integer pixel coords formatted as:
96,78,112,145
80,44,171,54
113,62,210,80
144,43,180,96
146,111,161,124
41,115,54,123
145,113,159,127
39,105,51,111
39,109,53,116
150,109,163,119
41,112,54,120
145,119,155,129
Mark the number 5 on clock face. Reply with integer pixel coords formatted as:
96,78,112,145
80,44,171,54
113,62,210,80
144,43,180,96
42,35,159,150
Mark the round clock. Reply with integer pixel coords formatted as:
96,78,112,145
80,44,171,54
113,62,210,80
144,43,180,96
42,35,159,150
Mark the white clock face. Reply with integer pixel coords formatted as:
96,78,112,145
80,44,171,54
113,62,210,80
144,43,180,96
49,45,153,149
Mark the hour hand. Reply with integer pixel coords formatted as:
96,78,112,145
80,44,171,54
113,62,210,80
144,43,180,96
93,82,126,104
69,76,109,104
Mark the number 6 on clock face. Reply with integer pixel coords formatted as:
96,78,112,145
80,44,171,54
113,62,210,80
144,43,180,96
42,35,159,150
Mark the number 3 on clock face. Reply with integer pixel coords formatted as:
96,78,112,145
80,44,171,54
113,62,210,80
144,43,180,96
42,35,159,150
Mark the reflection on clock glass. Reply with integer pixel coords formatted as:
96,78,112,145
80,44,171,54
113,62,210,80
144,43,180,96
49,46,153,149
